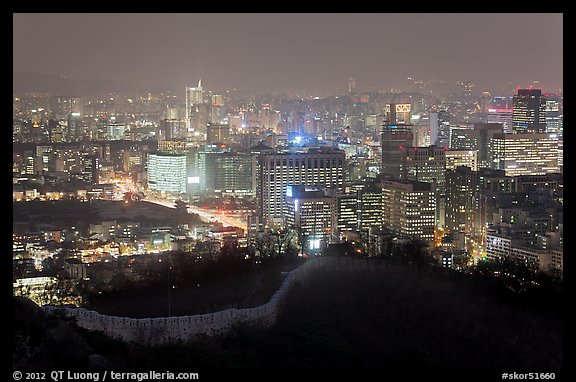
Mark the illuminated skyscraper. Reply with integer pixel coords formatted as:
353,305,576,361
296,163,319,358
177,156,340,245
445,166,480,235
259,147,345,227
512,89,546,134
381,104,413,179
147,153,187,195
544,95,562,137
487,108,513,133
404,145,446,192
445,150,478,171
382,179,436,245
337,193,358,234
489,133,559,176
206,123,230,144
185,80,205,131
429,110,450,148
285,185,337,251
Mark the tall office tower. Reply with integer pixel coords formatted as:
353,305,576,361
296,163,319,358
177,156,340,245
445,150,478,171
411,124,431,147
381,104,413,179
450,126,479,151
35,145,53,173
512,89,546,134
49,96,82,120
386,103,411,124
404,145,446,226
429,110,450,148
161,119,187,140
445,166,481,236
106,122,125,140
382,179,436,245
544,94,563,170
259,147,346,227
358,182,383,230
197,144,229,191
185,80,205,130
348,78,356,94
473,122,504,168
212,152,254,196
22,150,36,175
337,193,358,235
210,94,225,124
206,123,230,144
146,153,187,195
285,185,337,251
487,107,514,133
67,112,84,142
544,95,563,137
404,146,446,192
489,133,559,176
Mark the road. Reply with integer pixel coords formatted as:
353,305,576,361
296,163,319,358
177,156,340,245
143,196,248,231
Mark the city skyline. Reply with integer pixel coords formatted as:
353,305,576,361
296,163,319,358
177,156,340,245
13,13,563,95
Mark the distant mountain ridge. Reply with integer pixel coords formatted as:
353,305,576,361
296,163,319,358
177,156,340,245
13,72,159,96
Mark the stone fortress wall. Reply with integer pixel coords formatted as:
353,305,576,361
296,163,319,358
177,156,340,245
43,257,326,345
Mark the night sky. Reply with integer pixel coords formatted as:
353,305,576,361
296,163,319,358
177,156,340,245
13,13,563,95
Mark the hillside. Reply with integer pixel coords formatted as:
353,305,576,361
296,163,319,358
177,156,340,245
14,257,563,373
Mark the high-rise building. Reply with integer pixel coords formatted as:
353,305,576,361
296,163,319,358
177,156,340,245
147,153,187,195
259,147,345,226
381,113,413,179
487,108,513,133
206,123,230,144
161,119,187,140
386,103,411,125
285,185,337,251
449,126,479,151
122,150,142,172
210,94,225,124
49,96,82,120
404,145,446,192
348,78,356,94
474,122,504,169
358,183,383,230
337,193,358,235
185,80,205,131
445,166,480,235
382,179,436,245
67,112,84,142
489,133,559,176
429,110,450,148
512,89,546,134
445,150,478,171
106,122,125,141
35,145,53,173
212,152,254,196
544,95,563,138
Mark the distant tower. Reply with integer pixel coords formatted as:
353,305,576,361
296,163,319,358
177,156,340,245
348,78,356,94
512,89,546,134
461,81,473,100
185,79,205,130
381,103,413,179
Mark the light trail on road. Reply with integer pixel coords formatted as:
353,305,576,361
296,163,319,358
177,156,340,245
143,197,248,231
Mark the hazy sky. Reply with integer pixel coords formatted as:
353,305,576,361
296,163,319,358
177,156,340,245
13,13,563,94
